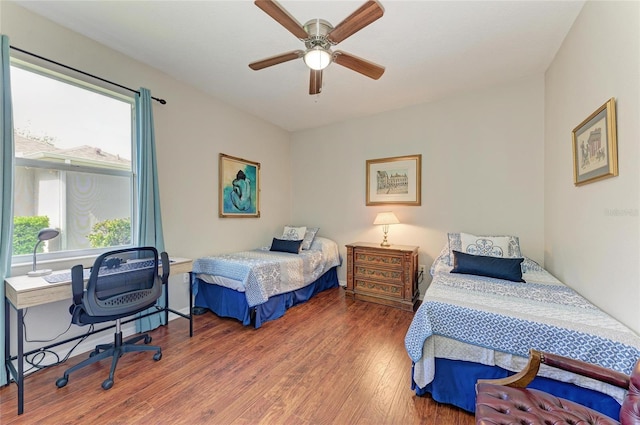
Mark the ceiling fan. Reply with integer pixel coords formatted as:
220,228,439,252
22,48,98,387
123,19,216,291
249,0,385,95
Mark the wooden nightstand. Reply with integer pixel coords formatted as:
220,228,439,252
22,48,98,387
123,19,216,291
345,242,419,311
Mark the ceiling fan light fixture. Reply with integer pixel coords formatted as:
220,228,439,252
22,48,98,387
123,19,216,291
303,47,332,71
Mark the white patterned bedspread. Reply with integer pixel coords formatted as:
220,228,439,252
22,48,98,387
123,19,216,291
192,237,341,307
404,256,640,402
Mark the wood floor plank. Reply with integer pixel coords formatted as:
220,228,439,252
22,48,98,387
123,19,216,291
0,287,475,425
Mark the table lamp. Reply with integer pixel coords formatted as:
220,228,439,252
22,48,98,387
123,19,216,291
27,228,60,277
373,212,399,247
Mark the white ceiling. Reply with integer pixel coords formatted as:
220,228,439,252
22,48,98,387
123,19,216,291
13,0,585,132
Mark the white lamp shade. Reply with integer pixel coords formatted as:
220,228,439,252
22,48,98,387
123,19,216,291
304,47,332,70
373,212,400,225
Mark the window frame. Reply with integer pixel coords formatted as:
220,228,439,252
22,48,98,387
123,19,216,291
10,58,138,266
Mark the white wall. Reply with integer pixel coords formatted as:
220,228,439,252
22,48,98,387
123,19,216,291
2,2,292,357
291,75,546,294
545,1,640,332
4,0,638,363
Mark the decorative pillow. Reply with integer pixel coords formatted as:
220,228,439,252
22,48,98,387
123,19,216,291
451,250,525,282
270,238,303,254
521,257,544,273
308,236,331,251
431,244,452,275
300,227,319,250
460,232,512,258
446,232,522,266
282,225,306,241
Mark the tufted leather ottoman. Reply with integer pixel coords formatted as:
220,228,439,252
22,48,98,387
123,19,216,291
476,383,619,425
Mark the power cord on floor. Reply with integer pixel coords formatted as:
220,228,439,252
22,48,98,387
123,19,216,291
21,307,95,373
23,307,73,343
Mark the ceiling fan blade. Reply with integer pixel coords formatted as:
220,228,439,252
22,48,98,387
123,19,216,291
249,50,304,70
309,69,323,95
327,0,384,44
333,51,385,80
254,0,308,40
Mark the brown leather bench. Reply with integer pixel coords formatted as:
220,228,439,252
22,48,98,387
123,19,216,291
475,349,640,425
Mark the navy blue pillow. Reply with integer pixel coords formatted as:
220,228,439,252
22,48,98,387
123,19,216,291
451,250,525,282
270,238,302,254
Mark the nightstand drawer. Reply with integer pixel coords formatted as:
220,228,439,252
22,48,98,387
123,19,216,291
354,265,403,284
354,279,403,299
353,251,403,269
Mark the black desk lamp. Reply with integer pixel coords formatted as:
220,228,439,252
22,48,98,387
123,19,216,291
27,228,60,277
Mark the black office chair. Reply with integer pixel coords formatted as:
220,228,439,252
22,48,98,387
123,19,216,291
55,246,169,390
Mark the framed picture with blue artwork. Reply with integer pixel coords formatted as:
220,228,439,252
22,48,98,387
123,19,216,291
219,153,260,218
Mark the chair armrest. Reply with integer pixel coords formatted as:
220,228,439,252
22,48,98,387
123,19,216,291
477,349,542,388
477,349,630,390
70,264,85,306
161,252,170,283
542,350,630,389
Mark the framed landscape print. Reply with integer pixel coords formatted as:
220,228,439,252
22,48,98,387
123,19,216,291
219,153,260,218
572,98,618,186
366,154,421,206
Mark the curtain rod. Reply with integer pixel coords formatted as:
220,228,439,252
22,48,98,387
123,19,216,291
9,45,167,105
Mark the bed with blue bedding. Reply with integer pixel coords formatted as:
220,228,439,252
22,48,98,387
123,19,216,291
404,233,640,420
192,236,341,328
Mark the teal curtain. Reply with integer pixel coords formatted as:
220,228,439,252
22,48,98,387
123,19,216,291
0,35,15,386
135,87,166,332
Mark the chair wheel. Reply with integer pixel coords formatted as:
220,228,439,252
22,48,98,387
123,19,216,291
144,335,152,344
55,377,68,388
153,352,162,361
102,379,114,390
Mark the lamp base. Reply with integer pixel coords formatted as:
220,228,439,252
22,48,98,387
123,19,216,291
380,229,391,247
27,269,53,277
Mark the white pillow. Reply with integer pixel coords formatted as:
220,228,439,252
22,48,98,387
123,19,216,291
282,225,306,241
460,232,512,258
446,232,522,266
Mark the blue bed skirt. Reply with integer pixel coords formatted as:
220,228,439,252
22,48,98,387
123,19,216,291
412,357,621,420
194,266,339,328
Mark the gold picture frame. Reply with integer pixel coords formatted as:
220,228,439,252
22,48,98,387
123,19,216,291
572,98,618,186
366,154,422,206
219,153,260,218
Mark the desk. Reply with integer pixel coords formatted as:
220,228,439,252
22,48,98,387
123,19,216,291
3,257,193,415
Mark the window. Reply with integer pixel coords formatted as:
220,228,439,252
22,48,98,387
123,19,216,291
11,61,135,263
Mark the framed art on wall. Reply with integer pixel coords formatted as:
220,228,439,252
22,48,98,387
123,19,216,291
219,153,260,218
572,98,618,186
366,154,421,206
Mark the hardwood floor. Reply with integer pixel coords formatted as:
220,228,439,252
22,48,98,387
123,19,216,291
0,287,475,425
